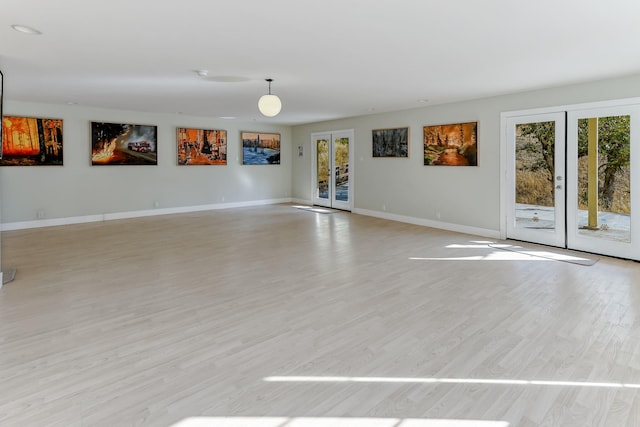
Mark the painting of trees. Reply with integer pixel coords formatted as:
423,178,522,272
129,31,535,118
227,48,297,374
423,122,477,166
372,128,409,157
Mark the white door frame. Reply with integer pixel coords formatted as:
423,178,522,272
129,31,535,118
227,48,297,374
501,97,640,260
311,129,354,211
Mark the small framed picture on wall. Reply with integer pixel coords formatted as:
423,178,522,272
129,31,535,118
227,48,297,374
372,127,409,157
91,121,158,165
423,121,478,166
241,131,280,165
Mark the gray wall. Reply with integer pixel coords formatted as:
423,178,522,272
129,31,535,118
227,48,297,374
1,102,292,225
292,74,640,233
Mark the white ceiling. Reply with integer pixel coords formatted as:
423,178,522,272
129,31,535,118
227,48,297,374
2,0,640,125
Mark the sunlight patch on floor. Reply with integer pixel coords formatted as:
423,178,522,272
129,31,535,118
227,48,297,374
264,375,640,389
171,417,509,427
409,251,551,261
292,205,336,214
412,241,596,264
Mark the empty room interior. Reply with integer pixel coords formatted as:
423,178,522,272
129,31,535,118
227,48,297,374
2,1,640,426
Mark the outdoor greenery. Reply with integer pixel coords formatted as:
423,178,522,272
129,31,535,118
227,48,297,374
577,116,630,211
516,116,630,214
316,140,329,185
515,121,555,206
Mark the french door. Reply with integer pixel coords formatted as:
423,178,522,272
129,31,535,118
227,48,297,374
505,101,640,260
506,112,566,248
312,130,354,211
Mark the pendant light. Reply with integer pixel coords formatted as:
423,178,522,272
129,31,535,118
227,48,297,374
258,78,282,117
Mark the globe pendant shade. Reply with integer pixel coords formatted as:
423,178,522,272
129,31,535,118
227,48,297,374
258,94,282,117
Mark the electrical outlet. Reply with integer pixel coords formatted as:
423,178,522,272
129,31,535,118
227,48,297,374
37,210,45,219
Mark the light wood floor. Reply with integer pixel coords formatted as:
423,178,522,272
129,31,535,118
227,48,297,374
1,204,639,427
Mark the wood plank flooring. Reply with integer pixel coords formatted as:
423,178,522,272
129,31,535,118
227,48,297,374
1,204,639,427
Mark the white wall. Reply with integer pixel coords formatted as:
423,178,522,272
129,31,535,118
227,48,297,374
292,74,640,235
1,101,292,227
4,73,640,235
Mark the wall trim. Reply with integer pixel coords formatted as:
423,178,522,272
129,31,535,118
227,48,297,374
3,198,501,239
1,198,292,231
353,208,501,239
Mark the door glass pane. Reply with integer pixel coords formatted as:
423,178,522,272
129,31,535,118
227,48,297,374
316,139,329,199
577,115,631,242
515,121,556,230
334,137,349,202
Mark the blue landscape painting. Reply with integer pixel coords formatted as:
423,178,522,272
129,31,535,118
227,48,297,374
241,132,280,165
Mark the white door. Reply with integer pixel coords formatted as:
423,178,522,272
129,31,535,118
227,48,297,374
505,101,640,260
566,105,640,260
312,130,354,211
505,112,566,248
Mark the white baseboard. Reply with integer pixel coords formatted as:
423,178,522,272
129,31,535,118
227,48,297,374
2,214,105,231
1,198,292,231
2,200,500,239
353,208,501,239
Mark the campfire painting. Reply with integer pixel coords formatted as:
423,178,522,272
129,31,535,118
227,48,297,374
1,116,63,166
423,121,478,166
91,122,157,165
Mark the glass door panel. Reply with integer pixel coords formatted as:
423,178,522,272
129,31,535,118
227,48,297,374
567,106,639,259
332,133,351,210
316,137,329,202
576,115,630,242
506,112,566,247
515,120,557,231
312,130,353,211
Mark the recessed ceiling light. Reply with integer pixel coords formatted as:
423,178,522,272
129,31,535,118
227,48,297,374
219,116,237,120
195,70,208,77
12,24,42,35
66,101,77,105
418,99,429,103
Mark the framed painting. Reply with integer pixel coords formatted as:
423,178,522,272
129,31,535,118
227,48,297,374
372,127,409,157
241,131,280,165
1,116,63,166
91,121,157,165
177,127,227,165
423,121,478,166
0,69,2,159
